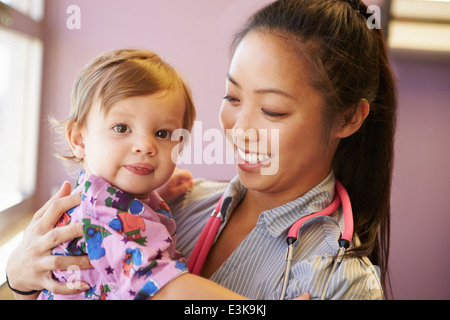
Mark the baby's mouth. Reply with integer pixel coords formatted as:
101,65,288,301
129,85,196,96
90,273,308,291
124,163,155,176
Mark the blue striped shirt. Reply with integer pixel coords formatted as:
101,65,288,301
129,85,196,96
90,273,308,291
170,172,383,300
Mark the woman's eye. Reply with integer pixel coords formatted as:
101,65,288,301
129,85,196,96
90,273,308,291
113,124,130,133
262,109,285,119
223,94,240,104
156,130,172,140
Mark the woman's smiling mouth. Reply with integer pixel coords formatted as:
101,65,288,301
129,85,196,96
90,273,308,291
237,148,273,165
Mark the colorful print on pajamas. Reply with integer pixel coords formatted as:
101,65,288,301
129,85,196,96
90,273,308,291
38,172,187,300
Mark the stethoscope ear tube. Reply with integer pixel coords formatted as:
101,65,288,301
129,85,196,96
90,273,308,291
187,211,215,273
188,180,354,299
335,180,353,243
319,246,347,300
192,212,223,275
279,180,354,300
187,194,225,275
339,238,350,249
279,243,295,300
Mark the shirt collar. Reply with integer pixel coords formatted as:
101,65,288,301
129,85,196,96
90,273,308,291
221,172,336,237
220,175,245,219
74,171,163,214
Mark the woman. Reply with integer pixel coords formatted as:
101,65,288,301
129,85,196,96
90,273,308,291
6,0,395,300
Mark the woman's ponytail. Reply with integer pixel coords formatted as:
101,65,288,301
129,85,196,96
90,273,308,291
233,0,397,296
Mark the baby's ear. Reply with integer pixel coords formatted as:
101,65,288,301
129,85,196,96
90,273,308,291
66,122,86,159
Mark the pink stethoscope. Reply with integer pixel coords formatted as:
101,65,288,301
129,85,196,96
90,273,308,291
187,180,354,300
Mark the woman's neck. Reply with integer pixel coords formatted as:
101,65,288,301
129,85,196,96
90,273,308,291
239,170,333,217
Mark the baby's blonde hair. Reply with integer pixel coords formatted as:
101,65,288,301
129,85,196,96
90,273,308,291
52,49,196,163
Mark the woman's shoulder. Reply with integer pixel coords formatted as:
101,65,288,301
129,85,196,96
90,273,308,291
190,178,229,196
168,178,229,218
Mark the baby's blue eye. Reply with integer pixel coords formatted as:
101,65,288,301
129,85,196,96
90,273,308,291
156,130,172,139
113,124,130,133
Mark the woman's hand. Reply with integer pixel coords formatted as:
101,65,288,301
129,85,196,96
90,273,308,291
156,168,194,203
295,292,311,300
6,181,91,299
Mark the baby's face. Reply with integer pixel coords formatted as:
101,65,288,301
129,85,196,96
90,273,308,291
78,91,185,199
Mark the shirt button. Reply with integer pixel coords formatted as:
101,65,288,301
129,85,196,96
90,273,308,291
109,282,117,292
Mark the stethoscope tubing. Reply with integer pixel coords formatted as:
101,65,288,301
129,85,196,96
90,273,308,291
287,187,342,239
187,195,224,275
335,180,353,243
280,180,353,300
187,180,354,300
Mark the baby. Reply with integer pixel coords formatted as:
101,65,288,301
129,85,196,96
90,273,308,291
38,49,195,300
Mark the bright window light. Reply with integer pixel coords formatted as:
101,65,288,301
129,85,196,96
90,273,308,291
0,0,44,21
0,28,43,212
389,0,450,52
0,231,24,285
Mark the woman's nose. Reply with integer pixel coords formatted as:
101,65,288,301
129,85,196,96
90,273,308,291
132,135,157,155
232,109,259,145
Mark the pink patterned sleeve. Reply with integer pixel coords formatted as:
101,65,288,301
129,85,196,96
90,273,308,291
39,174,187,300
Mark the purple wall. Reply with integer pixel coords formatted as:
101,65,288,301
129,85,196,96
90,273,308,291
389,53,450,299
37,0,450,299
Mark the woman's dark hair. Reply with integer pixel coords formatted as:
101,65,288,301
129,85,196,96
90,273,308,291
233,0,396,297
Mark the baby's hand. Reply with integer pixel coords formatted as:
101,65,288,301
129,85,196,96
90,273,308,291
157,168,194,202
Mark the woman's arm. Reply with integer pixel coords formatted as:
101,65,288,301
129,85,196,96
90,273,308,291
152,273,247,300
5,181,91,300
152,273,311,300
6,179,310,300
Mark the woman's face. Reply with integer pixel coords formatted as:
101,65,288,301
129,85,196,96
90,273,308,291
220,31,341,201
